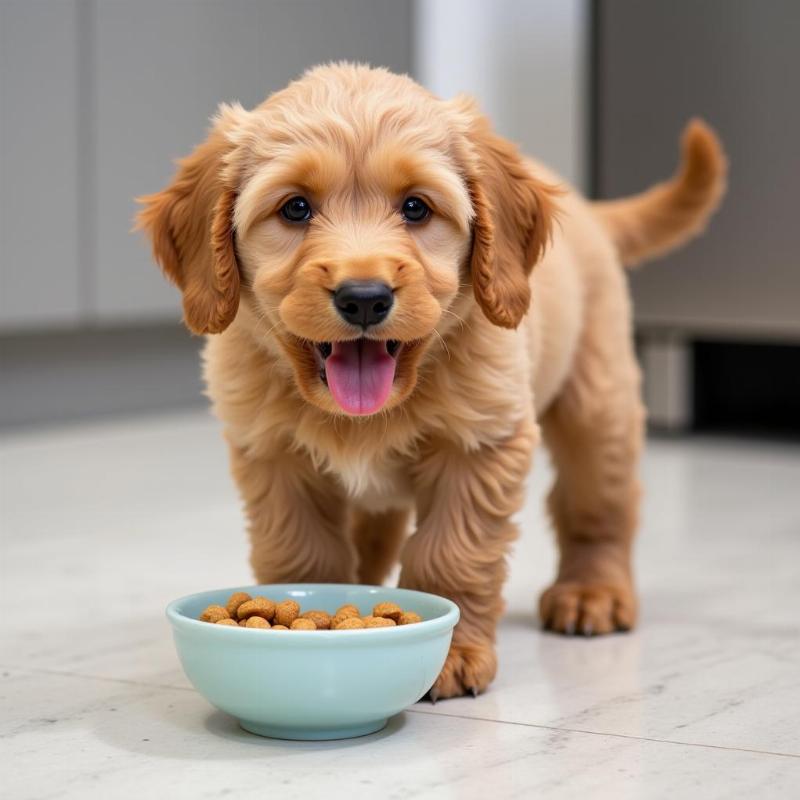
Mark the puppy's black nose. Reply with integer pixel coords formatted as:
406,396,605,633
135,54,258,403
333,281,394,328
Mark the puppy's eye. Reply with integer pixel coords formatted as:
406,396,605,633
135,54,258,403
280,196,312,223
400,196,431,223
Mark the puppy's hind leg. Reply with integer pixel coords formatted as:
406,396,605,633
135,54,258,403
352,507,410,585
539,280,645,636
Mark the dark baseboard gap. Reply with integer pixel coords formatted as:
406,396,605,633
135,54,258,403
692,339,800,438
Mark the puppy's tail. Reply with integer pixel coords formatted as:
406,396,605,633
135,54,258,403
592,119,727,268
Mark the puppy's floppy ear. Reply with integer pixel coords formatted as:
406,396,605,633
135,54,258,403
453,98,560,329
135,104,248,334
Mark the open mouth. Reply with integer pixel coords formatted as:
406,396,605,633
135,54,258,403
313,339,402,416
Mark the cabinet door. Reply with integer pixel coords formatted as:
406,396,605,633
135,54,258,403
597,0,800,338
0,1,81,330
93,0,411,323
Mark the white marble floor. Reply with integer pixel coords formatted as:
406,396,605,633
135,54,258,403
1,411,798,799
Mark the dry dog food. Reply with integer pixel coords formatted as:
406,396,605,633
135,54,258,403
198,593,423,631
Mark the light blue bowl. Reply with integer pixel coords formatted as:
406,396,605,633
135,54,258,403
166,583,459,740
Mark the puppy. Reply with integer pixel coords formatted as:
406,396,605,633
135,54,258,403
138,63,725,699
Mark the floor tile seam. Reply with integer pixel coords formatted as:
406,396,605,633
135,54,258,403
406,708,800,760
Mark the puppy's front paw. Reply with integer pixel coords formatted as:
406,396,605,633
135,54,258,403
539,580,637,636
427,640,497,701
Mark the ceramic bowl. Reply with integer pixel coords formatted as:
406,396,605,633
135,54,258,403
166,583,459,740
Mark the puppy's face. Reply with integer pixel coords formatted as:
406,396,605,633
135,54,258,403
233,107,472,416
138,65,556,417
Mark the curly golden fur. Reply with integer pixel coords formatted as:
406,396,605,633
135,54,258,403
137,63,726,698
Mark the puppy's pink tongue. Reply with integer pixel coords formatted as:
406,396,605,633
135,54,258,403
325,340,396,415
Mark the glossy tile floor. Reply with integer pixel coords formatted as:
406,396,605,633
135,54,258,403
1,411,798,799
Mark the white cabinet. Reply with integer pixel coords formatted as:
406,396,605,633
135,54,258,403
1,0,412,331
0,1,81,329
597,0,800,339
92,1,276,321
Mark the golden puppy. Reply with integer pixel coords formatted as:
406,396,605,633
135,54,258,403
138,63,725,699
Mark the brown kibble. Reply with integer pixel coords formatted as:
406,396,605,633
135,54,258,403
200,605,230,623
335,604,360,618
334,616,366,630
226,591,252,617
274,599,301,627
372,601,402,621
201,596,419,633
237,597,276,621
332,604,361,628
301,610,332,630
362,615,396,628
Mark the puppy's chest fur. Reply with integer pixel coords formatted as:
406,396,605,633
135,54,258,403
316,369,530,503
334,455,416,511
289,408,425,505
207,318,532,508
